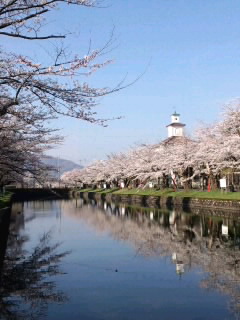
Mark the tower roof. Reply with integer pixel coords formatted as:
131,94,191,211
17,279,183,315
172,111,180,116
166,122,185,128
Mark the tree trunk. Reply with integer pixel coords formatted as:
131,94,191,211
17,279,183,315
183,167,193,190
208,173,218,190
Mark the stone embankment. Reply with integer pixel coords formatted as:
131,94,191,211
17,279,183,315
81,191,240,213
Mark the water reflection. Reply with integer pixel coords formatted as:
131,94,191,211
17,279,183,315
1,198,240,320
67,197,240,318
0,205,69,320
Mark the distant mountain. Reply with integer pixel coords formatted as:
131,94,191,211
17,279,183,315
42,156,83,178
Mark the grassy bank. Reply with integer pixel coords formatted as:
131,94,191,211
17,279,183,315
80,188,240,201
80,188,119,194
0,193,12,209
114,188,240,200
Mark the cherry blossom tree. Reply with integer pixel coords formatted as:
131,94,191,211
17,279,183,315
193,100,240,189
61,100,240,191
0,0,129,185
0,0,122,125
0,109,61,188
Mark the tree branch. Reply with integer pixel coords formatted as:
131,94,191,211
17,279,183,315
0,31,65,40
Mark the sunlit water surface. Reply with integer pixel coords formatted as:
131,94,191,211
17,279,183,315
1,198,240,320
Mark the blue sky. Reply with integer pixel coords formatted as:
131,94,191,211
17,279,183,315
5,0,240,164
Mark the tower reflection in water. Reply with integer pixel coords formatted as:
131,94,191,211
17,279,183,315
68,196,240,316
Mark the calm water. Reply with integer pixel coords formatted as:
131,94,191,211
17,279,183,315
1,198,240,320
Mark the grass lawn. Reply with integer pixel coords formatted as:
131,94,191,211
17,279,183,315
79,188,119,194
77,188,95,193
98,188,120,194
112,188,240,201
87,188,105,193
79,187,240,201
113,188,174,196
0,193,12,209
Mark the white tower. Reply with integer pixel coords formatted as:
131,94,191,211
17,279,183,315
166,112,185,137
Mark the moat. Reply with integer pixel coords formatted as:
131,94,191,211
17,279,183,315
0,197,240,320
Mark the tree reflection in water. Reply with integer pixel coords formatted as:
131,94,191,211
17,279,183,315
69,197,240,319
0,230,69,320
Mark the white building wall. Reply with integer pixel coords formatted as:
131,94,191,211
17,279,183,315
171,115,180,123
168,126,173,137
168,126,184,137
